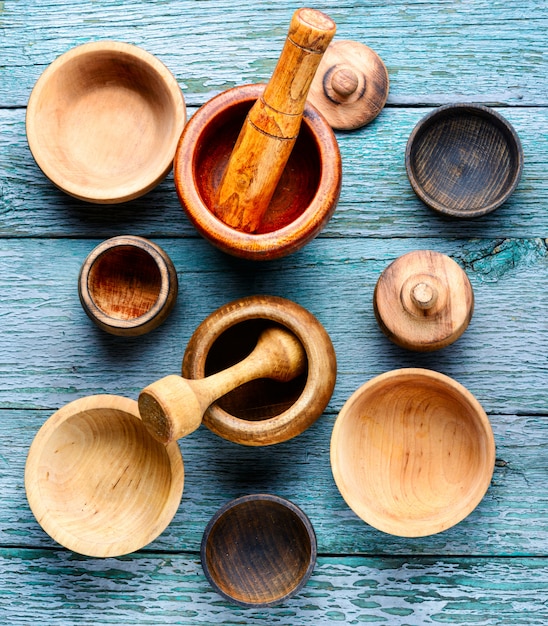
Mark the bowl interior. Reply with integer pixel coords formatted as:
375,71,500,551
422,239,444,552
203,319,308,420
29,46,182,201
88,245,162,320
331,370,494,536
27,403,182,556
202,496,315,605
407,106,522,216
193,98,321,234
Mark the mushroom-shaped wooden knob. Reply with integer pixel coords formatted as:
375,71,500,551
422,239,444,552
213,8,336,233
308,40,389,130
373,250,474,351
138,326,306,444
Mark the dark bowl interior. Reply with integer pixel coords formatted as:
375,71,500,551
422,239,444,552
201,495,316,607
193,98,321,233
203,319,308,421
406,104,523,217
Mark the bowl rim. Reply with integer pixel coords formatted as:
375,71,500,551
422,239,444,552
26,40,186,203
78,235,178,336
200,493,317,607
405,103,523,218
24,394,184,557
330,367,496,537
173,84,342,259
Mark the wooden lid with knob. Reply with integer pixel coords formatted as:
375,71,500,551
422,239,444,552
307,40,389,130
373,250,474,351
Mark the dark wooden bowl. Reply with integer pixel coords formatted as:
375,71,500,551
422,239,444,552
405,104,523,218
174,84,342,260
182,295,337,445
78,235,178,336
201,494,317,607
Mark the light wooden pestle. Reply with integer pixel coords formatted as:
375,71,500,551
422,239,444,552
213,8,336,233
138,326,307,444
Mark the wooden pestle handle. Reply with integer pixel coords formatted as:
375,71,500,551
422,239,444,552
213,8,336,233
138,326,307,444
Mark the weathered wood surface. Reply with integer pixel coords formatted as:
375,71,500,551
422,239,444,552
1,550,547,625
1,0,547,623
2,106,548,238
1,0,547,107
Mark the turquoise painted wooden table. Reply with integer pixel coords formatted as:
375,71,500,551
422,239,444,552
1,0,547,623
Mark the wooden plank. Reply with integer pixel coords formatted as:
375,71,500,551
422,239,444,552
1,0,546,107
0,237,545,413
1,107,547,238
0,549,546,624
4,402,547,556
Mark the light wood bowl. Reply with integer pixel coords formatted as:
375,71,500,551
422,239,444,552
405,104,523,218
25,395,184,557
201,494,317,607
78,235,178,336
331,369,495,537
182,295,337,445
26,41,186,203
174,85,341,260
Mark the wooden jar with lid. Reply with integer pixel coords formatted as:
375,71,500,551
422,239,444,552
373,250,474,351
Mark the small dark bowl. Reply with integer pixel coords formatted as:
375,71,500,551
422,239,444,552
405,104,523,218
201,494,317,607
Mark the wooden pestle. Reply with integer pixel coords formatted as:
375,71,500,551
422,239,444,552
138,326,307,444
213,8,336,233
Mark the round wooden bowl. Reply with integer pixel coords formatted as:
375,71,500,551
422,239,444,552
25,395,184,557
331,369,495,537
26,41,186,203
78,235,178,336
201,494,317,607
174,84,342,260
182,295,337,445
405,104,523,218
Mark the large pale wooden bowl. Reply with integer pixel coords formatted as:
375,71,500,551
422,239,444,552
26,41,186,203
174,85,341,260
25,395,184,557
331,369,495,537
201,494,317,607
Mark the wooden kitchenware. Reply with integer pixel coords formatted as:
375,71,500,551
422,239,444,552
139,325,306,444
78,235,178,336
308,40,389,130
26,41,186,203
25,395,184,557
373,249,474,351
213,9,336,233
406,104,523,218
201,494,317,607
330,369,495,537
181,295,337,445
